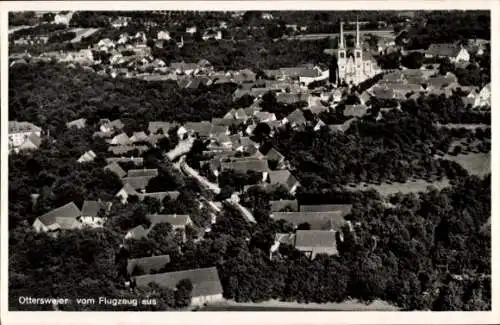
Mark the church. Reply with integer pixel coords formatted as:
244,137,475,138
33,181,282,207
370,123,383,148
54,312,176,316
331,21,381,85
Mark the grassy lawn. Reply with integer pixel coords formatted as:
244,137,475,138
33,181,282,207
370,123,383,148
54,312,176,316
441,152,491,177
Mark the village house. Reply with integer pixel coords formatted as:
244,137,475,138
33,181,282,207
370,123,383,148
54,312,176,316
474,83,491,108
125,225,149,240
133,267,224,306
148,121,177,135
202,29,222,41
300,204,353,216
79,200,110,227
294,230,338,258
66,118,87,129
104,161,127,178
33,202,82,234
111,16,130,28
283,109,307,128
108,145,148,156
8,121,42,153
157,30,171,40
127,169,159,178
186,26,197,34
100,119,125,134
108,132,131,146
77,150,97,163
127,255,171,277
146,214,193,231
425,43,470,63
267,170,300,195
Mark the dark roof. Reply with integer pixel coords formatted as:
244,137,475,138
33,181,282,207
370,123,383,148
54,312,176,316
81,200,102,217
126,225,149,239
134,266,223,298
221,159,269,173
426,43,463,57
268,170,298,190
271,211,346,231
127,255,171,275
300,204,352,217
264,147,285,162
37,202,81,227
105,162,127,178
127,169,159,178
270,199,299,212
148,121,176,134
286,109,307,125
108,145,148,155
146,214,191,227
140,191,180,202
277,93,308,105
122,176,155,190
295,230,338,254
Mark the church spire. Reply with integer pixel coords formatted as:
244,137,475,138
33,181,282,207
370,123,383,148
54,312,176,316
339,21,345,49
355,17,360,48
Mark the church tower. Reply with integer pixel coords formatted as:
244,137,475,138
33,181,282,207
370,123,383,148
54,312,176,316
354,18,363,84
337,21,346,84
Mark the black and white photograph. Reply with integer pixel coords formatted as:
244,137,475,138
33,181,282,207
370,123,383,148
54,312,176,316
3,2,495,319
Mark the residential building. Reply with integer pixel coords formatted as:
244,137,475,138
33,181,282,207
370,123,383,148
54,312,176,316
79,200,109,227
66,118,86,129
54,11,74,26
425,43,470,63
33,202,82,233
267,170,300,194
77,150,97,163
270,211,346,231
300,204,353,217
104,162,127,178
157,30,171,40
474,83,491,108
133,267,223,306
294,230,338,258
8,121,42,153
270,199,299,212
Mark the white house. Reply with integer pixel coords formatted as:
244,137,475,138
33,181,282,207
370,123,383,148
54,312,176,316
157,31,171,40
474,83,491,108
8,121,42,148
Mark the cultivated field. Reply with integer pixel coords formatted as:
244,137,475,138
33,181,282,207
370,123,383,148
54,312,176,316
345,179,451,196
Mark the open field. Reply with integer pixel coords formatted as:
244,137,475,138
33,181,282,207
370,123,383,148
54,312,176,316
283,29,395,41
345,179,451,196
442,152,490,177
200,299,399,311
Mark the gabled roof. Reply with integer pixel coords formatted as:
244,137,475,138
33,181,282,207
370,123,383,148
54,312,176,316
264,147,285,162
253,111,275,121
268,170,299,190
78,150,97,163
221,159,269,173
104,162,127,178
140,191,180,202
126,225,149,239
66,118,87,129
306,104,328,115
184,121,213,137
277,93,309,105
270,199,299,212
286,109,307,125
211,118,241,127
295,230,337,253
110,132,131,146
133,267,223,298
146,214,191,227
148,121,176,134
108,119,125,130
37,202,81,228
122,176,155,190
130,131,148,143
127,255,171,275
106,157,144,166
271,211,346,231
127,169,158,178
81,200,103,218
426,43,463,57
117,183,139,196
108,145,148,155
25,133,42,148
211,124,229,136
300,204,352,217
9,121,41,134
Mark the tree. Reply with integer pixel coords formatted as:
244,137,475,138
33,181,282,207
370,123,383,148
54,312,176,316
401,52,424,69
175,278,193,308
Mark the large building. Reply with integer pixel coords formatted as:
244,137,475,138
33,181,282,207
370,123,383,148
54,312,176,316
335,20,381,85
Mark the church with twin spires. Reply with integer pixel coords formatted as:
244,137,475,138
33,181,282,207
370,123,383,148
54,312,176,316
334,20,381,85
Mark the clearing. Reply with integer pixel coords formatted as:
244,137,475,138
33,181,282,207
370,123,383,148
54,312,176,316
344,178,451,196
441,152,490,177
